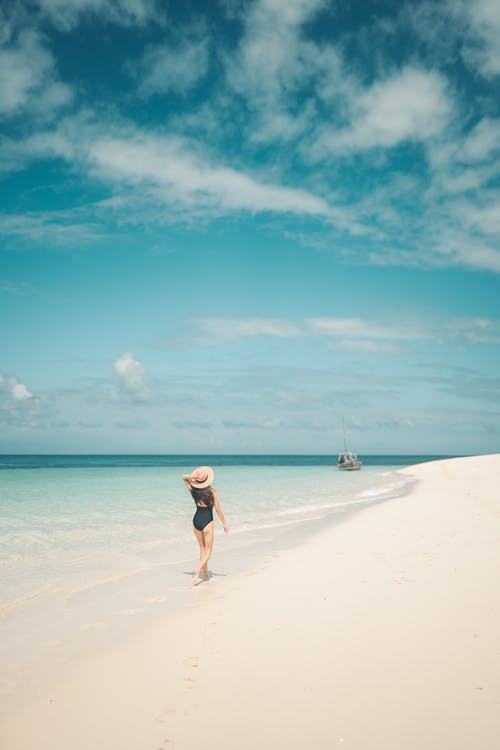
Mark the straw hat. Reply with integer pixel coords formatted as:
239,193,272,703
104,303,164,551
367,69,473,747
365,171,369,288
189,466,214,488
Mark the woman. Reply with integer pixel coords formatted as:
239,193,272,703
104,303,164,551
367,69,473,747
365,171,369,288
182,466,229,585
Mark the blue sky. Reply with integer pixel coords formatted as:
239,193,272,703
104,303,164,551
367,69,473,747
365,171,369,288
1,0,500,454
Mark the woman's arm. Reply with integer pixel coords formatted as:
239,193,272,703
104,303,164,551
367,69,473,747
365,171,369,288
212,489,229,533
182,474,192,490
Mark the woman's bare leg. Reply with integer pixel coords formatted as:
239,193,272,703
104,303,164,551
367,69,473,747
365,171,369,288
192,526,205,584
193,523,214,583
200,523,214,577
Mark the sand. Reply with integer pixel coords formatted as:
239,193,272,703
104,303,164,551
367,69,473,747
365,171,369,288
2,454,500,749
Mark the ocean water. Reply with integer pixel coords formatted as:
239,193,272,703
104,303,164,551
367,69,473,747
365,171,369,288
0,454,450,709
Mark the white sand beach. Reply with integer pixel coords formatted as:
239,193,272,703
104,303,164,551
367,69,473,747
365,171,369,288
2,454,500,750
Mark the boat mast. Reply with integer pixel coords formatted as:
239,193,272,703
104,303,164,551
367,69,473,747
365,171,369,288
342,416,350,453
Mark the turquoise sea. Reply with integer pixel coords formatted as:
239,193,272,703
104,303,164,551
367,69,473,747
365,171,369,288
0,454,453,710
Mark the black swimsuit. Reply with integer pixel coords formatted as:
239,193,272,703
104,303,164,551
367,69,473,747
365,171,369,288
193,504,213,531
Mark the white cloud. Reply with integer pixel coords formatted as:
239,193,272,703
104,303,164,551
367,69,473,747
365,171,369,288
332,340,400,353
442,317,500,346
435,162,497,195
0,28,72,119
459,0,500,76
225,2,453,157
366,234,500,274
1,2,498,278
306,317,425,341
191,317,303,343
0,373,33,401
5,111,337,220
227,0,324,95
33,0,162,31
432,226,500,273
0,111,361,233
405,1,500,79
453,191,500,237
134,34,209,97
0,128,77,178
0,210,104,246
312,67,452,156
11,383,33,400
113,352,151,400
225,0,327,143
86,132,335,219
188,315,500,349
189,315,413,346
459,117,500,163
426,118,500,196
223,417,283,430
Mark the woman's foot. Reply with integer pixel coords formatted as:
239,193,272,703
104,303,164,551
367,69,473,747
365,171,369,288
202,572,210,582
192,569,201,585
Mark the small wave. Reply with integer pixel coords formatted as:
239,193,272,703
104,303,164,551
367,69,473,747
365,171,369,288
358,488,390,499
227,515,322,536
277,501,340,516
0,582,55,615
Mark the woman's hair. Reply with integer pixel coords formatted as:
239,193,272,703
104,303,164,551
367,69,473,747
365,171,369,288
190,485,214,508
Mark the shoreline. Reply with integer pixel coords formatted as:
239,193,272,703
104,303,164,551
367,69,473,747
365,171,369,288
2,454,500,749
0,463,410,717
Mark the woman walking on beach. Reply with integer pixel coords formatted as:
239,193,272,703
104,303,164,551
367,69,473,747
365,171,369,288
182,466,229,585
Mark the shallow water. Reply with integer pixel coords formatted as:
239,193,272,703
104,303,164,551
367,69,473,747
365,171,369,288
0,454,443,710
0,458,431,611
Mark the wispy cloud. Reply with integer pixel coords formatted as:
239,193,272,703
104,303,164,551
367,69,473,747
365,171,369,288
130,27,209,97
0,26,72,120
330,340,400,353
173,420,213,430
0,209,105,246
0,280,36,295
86,132,336,220
222,417,283,430
33,0,163,31
187,315,500,350
459,117,500,163
225,0,327,144
1,0,500,277
189,315,426,346
457,0,500,76
441,317,500,346
402,0,500,80
306,317,425,341
113,419,150,429
1,112,340,222
191,317,303,343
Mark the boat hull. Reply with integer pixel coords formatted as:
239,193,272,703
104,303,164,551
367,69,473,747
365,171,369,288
337,462,362,471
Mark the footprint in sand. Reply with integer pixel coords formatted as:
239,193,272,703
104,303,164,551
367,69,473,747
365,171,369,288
118,608,144,616
144,595,168,604
182,656,199,667
155,709,177,723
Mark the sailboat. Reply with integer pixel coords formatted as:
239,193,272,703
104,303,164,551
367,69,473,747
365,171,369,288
337,417,362,471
